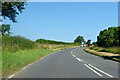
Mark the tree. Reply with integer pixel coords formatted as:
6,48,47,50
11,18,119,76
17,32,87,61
86,39,91,47
74,36,85,44
0,24,11,36
97,26,119,47
118,26,120,46
2,2,26,22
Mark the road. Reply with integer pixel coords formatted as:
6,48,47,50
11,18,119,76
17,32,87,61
11,47,118,78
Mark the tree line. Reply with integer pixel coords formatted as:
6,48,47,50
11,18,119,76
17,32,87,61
1,2,119,48
74,26,120,48
36,39,76,45
74,36,91,46
97,26,120,47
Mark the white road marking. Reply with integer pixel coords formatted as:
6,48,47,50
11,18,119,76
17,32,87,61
22,66,27,70
88,64,113,78
76,57,83,62
22,63,33,70
71,51,73,55
71,49,83,62
71,48,114,78
72,54,76,57
28,64,32,66
8,74,14,78
71,50,76,58
84,64,102,77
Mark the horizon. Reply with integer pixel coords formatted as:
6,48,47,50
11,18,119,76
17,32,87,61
3,2,118,43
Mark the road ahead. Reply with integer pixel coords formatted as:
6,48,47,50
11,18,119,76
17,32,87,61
12,47,118,78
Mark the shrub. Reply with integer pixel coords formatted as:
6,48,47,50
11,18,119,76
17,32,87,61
35,39,77,45
2,36,35,52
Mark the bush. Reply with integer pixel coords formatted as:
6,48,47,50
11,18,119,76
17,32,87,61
2,36,36,52
35,39,77,45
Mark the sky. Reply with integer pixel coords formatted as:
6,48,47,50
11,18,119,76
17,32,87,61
3,2,118,43
28,0,120,2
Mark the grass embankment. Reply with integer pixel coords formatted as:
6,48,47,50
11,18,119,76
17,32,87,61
2,49,53,77
84,45,120,62
89,45,120,54
2,36,79,77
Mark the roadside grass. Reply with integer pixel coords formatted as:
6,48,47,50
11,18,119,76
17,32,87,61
84,48,120,62
2,36,79,77
2,49,53,77
36,43,78,51
2,44,78,77
89,45,120,54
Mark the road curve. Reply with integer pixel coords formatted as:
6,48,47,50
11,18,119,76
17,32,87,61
11,47,118,78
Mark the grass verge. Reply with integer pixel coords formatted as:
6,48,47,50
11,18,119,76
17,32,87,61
89,45,120,54
2,45,78,77
84,48,120,62
2,49,53,77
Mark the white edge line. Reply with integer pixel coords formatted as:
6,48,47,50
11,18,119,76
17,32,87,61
8,74,14,78
84,64,102,77
22,66,27,70
88,64,113,78
28,63,32,66
7,49,63,79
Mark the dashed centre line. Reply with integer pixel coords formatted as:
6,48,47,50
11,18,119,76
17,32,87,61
71,48,114,78
76,57,83,62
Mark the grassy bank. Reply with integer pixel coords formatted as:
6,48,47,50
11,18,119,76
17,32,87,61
84,48,120,62
2,44,77,77
2,49,53,77
89,45,120,54
2,36,79,77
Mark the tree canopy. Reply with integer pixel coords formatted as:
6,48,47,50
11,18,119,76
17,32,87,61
2,2,26,22
86,39,91,46
97,26,120,47
74,36,85,44
0,24,11,36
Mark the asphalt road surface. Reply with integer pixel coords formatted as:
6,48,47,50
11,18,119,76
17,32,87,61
11,47,118,78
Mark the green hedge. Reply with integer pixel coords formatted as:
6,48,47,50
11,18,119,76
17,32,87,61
35,39,78,45
2,36,36,52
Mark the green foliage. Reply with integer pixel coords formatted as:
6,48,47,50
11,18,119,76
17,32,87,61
89,45,120,54
2,36,79,77
35,39,76,45
97,26,120,47
2,2,26,22
2,36,35,52
86,39,91,46
2,49,53,77
0,24,11,36
74,36,85,44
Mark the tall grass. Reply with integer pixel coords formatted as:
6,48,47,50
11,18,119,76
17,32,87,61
2,49,53,77
2,36,79,52
35,39,81,45
2,36,79,77
89,45,120,54
2,36,36,52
